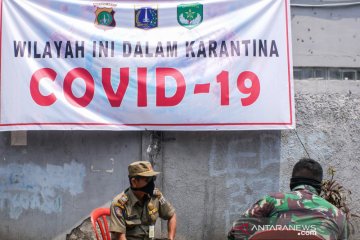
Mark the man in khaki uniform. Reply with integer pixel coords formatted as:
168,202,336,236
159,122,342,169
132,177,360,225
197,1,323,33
110,161,176,240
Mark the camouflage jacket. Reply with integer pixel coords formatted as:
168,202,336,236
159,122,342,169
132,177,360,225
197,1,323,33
228,185,347,240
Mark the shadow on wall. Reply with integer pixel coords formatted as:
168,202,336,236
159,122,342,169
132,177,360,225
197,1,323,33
66,217,95,240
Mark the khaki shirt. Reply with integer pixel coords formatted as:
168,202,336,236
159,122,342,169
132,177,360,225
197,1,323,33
110,188,175,240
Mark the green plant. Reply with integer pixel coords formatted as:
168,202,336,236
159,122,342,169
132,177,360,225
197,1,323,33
321,167,359,236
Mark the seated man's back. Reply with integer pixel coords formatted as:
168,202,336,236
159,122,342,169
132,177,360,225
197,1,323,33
243,184,347,240
228,158,347,240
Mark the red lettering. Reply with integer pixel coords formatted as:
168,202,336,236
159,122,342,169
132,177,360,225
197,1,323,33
30,67,191,109
156,68,186,107
137,68,147,107
216,71,230,106
237,71,260,106
30,68,57,106
102,68,129,107
63,68,94,107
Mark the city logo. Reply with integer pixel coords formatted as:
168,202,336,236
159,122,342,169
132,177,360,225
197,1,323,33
94,7,116,29
135,6,158,30
177,3,203,29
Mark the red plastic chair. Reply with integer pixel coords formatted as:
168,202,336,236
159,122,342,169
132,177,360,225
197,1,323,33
249,230,324,240
90,208,111,240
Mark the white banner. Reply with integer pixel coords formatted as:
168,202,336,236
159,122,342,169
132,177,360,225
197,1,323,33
0,0,294,131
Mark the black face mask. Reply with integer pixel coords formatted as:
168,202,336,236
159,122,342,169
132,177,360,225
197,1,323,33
131,178,155,196
290,177,322,194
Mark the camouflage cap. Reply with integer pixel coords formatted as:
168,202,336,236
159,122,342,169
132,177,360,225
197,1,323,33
128,161,160,177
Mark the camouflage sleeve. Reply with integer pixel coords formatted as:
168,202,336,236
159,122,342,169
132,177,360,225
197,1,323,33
243,195,276,218
109,201,126,234
227,196,276,239
155,189,175,220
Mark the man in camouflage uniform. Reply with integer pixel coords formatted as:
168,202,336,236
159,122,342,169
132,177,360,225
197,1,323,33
110,161,176,240
228,158,347,240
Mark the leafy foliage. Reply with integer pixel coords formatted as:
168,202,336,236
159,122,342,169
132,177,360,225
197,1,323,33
321,167,359,236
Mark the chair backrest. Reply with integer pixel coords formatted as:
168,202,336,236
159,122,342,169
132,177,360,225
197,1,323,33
249,230,324,240
90,208,111,240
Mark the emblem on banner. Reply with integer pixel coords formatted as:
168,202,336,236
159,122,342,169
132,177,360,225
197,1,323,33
94,7,116,29
135,6,158,30
177,3,203,29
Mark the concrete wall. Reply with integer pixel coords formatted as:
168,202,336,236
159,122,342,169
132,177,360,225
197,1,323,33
0,2,360,240
0,130,281,240
161,131,280,239
287,3,360,237
280,80,360,238
291,1,360,67
0,132,141,240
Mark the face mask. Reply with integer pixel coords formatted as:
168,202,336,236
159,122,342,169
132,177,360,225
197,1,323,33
131,178,155,196
290,177,322,194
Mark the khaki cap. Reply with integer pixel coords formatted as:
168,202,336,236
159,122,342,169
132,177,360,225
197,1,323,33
128,161,160,177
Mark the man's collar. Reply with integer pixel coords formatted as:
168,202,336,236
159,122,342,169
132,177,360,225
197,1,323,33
127,188,140,207
127,188,149,207
292,184,319,195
